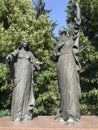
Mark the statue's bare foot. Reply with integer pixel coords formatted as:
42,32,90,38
66,117,76,126
23,114,32,121
75,118,80,122
55,117,65,122
14,117,21,122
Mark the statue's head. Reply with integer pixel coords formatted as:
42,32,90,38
59,27,67,36
22,38,29,45
21,38,29,50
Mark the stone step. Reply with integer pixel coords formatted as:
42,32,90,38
0,116,98,130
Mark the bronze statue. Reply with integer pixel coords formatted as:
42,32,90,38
5,38,43,122
51,3,81,125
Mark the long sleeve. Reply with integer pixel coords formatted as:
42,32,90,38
73,17,81,40
30,52,41,70
10,49,19,57
73,2,81,42
72,3,81,70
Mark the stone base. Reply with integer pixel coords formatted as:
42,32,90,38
0,116,98,130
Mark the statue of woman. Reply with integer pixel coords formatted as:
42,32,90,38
51,3,81,125
6,38,43,122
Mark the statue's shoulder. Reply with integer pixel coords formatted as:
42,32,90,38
27,51,32,55
28,51,35,58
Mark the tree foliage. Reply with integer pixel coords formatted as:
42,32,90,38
66,0,98,115
0,0,58,115
33,0,57,35
33,0,51,19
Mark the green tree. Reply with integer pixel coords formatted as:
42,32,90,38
33,0,51,19
66,0,98,115
0,0,58,116
33,0,57,35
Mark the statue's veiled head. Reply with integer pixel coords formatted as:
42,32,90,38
21,38,29,50
59,27,67,37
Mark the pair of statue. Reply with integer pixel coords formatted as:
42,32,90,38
6,2,81,125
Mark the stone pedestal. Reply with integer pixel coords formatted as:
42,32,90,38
0,116,98,130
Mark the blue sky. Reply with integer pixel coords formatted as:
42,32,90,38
44,0,69,36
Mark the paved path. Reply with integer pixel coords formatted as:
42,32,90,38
0,116,98,130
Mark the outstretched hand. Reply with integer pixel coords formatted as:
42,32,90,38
75,2,81,24
35,61,44,70
36,61,44,65
75,2,79,7
5,54,13,63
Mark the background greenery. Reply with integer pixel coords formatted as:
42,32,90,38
0,0,98,116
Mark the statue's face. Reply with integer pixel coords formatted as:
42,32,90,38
60,32,67,40
60,31,67,36
22,41,29,49
59,27,67,37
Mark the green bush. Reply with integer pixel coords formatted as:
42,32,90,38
80,88,98,115
0,109,11,117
